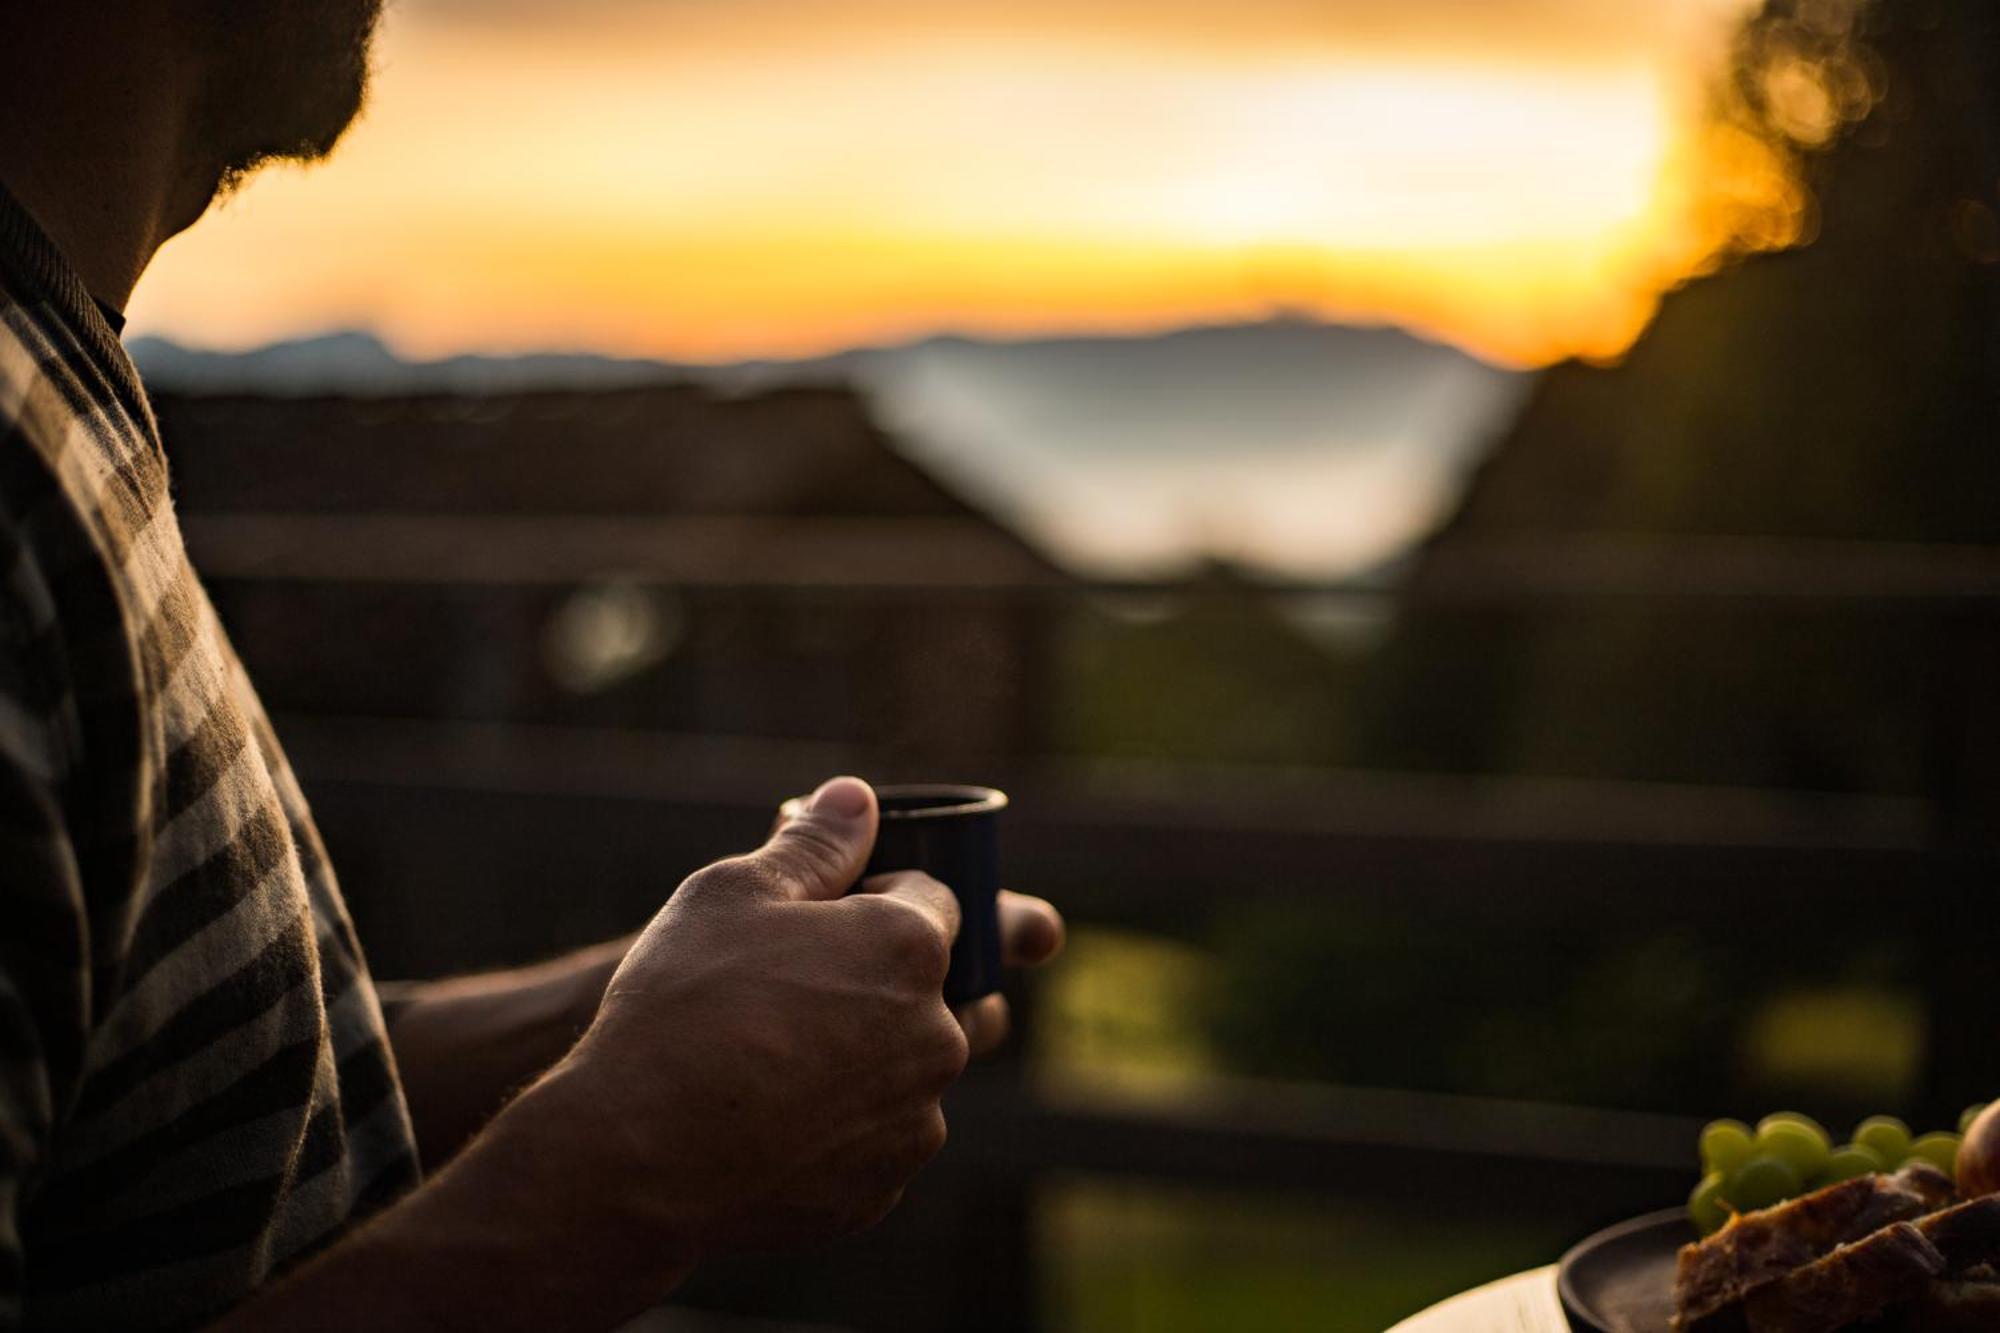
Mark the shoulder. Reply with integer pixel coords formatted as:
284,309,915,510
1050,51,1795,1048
0,292,120,647
0,292,70,458
0,275,175,641
0,297,83,739
0,283,160,848
0,283,161,500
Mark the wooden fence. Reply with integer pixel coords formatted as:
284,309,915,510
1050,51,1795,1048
198,530,2000,1331
276,720,1993,1330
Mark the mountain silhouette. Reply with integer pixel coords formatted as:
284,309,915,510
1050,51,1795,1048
130,318,1527,578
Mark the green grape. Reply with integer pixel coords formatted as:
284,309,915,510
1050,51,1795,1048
1728,1155,1802,1213
1689,1171,1732,1236
1820,1143,1886,1184
1909,1132,1961,1178
1701,1120,1755,1176
1961,1104,1990,1136
1854,1116,1912,1168
1759,1111,1830,1142
1756,1119,1831,1181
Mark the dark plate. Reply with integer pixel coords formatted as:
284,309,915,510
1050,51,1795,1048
1558,1209,1694,1333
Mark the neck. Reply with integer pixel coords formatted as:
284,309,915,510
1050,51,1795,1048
0,15,222,316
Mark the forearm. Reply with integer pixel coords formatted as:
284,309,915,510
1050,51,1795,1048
383,937,634,1168
208,1062,693,1333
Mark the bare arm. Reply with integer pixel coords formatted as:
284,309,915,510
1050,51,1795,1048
212,779,979,1333
207,1060,697,1333
380,937,634,1169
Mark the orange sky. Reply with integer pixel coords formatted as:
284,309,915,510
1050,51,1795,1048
127,0,1772,368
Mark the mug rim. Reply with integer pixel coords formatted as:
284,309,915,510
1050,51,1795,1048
872,784,1008,819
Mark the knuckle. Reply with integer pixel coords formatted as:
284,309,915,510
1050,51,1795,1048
676,863,727,900
901,928,953,989
934,1014,972,1082
908,872,960,935
681,856,771,902
871,899,952,983
852,1189,903,1235
838,1184,903,1237
907,1007,969,1091
917,1108,950,1162
843,892,905,936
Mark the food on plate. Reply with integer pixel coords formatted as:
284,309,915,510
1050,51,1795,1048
1691,1112,1974,1235
1670,1099,2000,1333
1675,1164,1952,1324
1909,1134,1963,1179
1855,1117,1914,1169
1953,1102,2000,1199
1671,1163,2000,1331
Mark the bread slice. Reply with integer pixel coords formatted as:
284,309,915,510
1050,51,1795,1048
1896,1164,1961,1213
1888,1277,2000,1331
1739,1220,1945,1333
1914,1195,2000,1274
1673,1168,1955,1332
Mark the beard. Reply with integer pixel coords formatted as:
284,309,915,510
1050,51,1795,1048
194,0,386,187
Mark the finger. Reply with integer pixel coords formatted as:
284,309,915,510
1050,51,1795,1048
998,891,1065,967
768,796,806,841
751,777,878,902
855,869,963,945
955,994,1012,1056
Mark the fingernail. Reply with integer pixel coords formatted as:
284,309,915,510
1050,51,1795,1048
808,776,871,820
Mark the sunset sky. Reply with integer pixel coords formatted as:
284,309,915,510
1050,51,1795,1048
127,0,1771,370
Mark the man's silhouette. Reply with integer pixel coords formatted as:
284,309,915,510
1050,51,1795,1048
0,6,1062,1328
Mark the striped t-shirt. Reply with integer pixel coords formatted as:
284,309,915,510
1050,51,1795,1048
0,186,419,1329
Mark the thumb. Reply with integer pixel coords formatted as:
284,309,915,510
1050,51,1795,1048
755,776,878,901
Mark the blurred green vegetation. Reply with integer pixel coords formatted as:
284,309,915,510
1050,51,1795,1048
1040,922,1927,1122
1042,1181,1571,1333
1035,929,1220,1092
1052,579,1364,767
1021,925,1926,1325
1203,904,1927,1114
